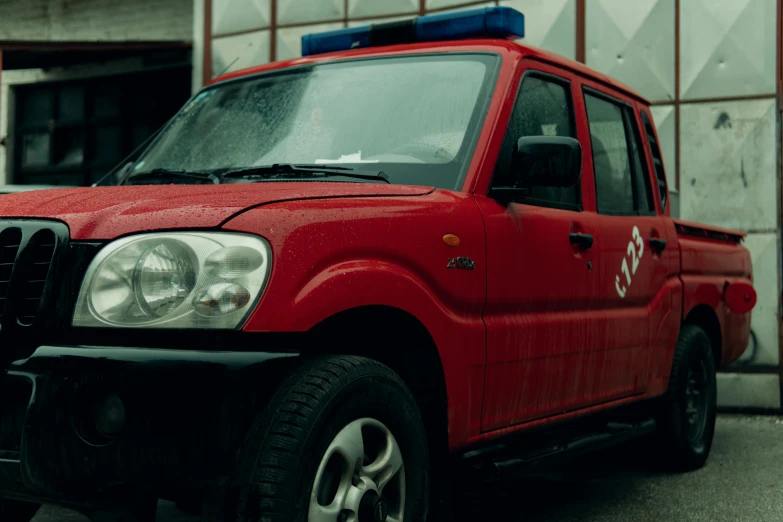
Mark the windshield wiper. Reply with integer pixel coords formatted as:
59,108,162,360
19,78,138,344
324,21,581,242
126,168,220,185
219,164,390,184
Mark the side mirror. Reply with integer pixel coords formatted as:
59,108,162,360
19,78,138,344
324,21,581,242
491,136,582,202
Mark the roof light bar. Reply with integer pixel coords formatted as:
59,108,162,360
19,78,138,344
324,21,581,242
301,6,525,57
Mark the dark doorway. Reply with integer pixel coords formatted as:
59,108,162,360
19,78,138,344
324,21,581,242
12,66,191,186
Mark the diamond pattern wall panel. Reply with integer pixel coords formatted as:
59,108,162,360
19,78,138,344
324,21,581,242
499,0,575,59
277,22,344,61
679,99,776,231
680,0,776,99
649,105,675,189
348,16,413,27
212,0,271,37
586,0,674,102
277,0,344,25
734,233,779,366
426,0,496,9
428,1,497,12
211,30,271,78
348,0,418,19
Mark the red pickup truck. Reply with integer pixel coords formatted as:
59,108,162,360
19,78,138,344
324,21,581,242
0,7,756,522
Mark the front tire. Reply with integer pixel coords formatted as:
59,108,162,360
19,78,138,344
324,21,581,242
655,324,717,471
0,499,39,522
220,356,429,522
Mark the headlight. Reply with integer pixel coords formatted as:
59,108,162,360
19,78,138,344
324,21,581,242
73,232,271,329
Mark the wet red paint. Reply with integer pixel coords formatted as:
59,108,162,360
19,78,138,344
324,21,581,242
0,183,432,240
0,38,755,451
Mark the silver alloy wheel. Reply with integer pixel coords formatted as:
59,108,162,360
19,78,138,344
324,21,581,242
309,418,405,522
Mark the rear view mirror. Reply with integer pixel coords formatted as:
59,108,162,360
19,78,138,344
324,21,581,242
490,136,582,202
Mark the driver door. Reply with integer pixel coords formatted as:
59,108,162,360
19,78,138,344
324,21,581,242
478,66,613,431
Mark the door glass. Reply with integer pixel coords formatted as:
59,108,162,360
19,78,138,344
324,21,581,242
585,94,634,215
494,74,579,209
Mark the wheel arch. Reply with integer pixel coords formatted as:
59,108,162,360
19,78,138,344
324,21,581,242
684,304,722,367
305,305,450,458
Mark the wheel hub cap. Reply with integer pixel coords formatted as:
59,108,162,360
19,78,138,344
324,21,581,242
309,418,405,522
359,491,388,522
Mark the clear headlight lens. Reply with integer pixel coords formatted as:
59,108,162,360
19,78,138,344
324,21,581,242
73,232,271,329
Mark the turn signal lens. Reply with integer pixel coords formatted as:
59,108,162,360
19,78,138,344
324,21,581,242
193,283,251,316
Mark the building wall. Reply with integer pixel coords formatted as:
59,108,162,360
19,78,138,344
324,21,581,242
0,0,193,42
195,0,782,409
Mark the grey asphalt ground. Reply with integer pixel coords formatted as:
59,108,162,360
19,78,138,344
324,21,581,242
33,414,783,522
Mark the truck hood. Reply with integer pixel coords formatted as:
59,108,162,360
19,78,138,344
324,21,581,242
0,183,434,240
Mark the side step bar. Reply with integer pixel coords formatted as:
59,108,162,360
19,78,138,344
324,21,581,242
464,418,656,479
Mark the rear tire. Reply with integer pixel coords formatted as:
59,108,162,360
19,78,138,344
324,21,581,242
215,355,430,522
0,499,40,522
654,324,717,471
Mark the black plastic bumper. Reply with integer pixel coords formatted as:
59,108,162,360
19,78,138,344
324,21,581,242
0,345,299,507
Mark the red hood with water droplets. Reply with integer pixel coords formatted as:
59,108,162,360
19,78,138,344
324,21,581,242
0,183,433,240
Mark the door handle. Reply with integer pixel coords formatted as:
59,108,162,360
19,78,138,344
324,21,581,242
569,232,594,250
649,238,667,253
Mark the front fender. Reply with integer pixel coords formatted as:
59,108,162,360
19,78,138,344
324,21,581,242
222,193,488,447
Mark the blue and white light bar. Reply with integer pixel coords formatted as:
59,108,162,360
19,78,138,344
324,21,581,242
301,6,525,57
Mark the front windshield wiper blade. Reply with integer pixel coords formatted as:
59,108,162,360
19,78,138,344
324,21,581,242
219,164,390,184
126,168,220,185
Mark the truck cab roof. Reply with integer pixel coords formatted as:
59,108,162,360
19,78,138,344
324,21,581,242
211,8,648,107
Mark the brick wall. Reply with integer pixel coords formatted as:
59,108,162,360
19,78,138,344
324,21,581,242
0,0,193,42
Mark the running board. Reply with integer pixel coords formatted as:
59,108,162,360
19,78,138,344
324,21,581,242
464,418,656,479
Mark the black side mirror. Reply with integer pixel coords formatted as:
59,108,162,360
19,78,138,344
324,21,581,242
491,136,582,202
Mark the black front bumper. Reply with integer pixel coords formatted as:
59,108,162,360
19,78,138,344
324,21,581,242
0,345,298,507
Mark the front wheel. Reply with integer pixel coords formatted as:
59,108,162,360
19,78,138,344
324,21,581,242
218,356,430,522
0,499,40,522
654,324,717,471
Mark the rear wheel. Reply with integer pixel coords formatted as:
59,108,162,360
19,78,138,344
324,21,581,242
0,499,40,522
654,324,717,471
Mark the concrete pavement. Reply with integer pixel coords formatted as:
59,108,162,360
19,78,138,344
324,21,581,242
33,414,783,521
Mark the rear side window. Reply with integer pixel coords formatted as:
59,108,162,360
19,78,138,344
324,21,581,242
640,111,668,210
493,73,579,210
584,92,654,216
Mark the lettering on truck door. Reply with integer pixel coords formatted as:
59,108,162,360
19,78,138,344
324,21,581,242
581,87,676,398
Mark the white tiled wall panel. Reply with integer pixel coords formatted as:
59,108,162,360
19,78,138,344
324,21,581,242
586,0,674,102
680,0,776,100
426,0,496,9
718,373,781,409
649,105,675,189
211,30,271,78
212,0,271,37
348,16,414,27
434,2,497,14
734,233,780,366
278,0,344,26
348,0,419,19
277,23,344,61
499,0,575,60
0,0,192,41
679,99,777,231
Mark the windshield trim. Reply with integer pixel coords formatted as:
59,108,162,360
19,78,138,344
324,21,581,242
126,51,502,190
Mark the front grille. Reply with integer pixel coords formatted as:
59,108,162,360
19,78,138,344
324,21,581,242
18,230,57,325
0,228,22,319
0,222,66,331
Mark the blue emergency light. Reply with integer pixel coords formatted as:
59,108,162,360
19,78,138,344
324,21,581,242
301,6,525,57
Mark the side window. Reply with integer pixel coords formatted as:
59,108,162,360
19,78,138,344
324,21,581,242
640,111,668,211
494,74,579,209
584,92,653,215
627,112,655,214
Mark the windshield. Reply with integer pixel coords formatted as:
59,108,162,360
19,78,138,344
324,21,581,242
127,54,499,189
